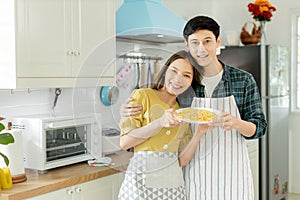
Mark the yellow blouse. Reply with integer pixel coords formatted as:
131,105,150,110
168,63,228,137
119,88,192,152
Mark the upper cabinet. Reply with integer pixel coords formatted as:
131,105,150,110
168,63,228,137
0,0,116,89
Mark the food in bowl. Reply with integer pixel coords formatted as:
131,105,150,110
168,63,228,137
176,107,219,123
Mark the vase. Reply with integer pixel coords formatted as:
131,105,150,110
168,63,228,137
259,21,267,45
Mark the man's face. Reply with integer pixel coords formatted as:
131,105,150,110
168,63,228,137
185,30,221,69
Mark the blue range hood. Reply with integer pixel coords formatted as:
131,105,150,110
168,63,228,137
116,0,186,44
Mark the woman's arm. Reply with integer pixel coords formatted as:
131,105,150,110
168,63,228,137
178,124,210,166
120,109,182,150
120,118,162,150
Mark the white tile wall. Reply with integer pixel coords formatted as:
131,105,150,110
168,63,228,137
0,87,121,129
0,89,51,117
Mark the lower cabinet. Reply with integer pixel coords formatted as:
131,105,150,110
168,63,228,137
27,173,124,200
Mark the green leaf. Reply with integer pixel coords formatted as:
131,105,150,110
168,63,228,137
0,123,5,132
0,133,15,145
0,152,9,166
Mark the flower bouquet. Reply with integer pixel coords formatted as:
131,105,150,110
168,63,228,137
247,0,276,43
248,0,276,22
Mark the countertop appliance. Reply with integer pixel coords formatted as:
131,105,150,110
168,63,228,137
218,45,289,200
102,128,121,155
9,113,102,173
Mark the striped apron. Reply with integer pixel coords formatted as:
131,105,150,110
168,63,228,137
184,95,254,200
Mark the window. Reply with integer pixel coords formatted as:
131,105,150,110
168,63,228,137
291,10,300,111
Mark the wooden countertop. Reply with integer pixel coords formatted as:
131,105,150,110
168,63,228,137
0,151,132,200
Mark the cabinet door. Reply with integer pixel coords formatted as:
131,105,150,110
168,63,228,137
72,0,116,79
76,173,124,200
17,0,73,77
26,173,125,200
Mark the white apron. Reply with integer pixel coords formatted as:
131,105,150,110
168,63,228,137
184,95,254,200
118,151,186,200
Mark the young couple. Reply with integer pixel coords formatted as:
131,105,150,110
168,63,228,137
118,15,267,200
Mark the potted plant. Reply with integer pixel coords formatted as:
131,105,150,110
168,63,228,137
0,117,15,166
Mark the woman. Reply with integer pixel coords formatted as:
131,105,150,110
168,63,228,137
118,50,205,200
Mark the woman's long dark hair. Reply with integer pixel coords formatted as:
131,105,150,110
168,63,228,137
151,50,201,90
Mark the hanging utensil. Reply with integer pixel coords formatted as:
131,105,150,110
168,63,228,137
147,61,152,88
135,62,140,89
140,62,147,88
52,88,62,110
100,86,119,106
153,59,160,80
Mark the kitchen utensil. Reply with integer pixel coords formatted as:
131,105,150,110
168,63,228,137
140,62,147,87
116,64,134,88
100,86,119,106
153,59,160,80
135,63,140,89
147,61,152,87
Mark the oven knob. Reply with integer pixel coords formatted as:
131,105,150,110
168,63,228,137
75,187,82,193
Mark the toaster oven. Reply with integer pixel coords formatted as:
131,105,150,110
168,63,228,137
10,113,102,172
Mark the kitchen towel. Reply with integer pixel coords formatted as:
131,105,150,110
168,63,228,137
0,130,25,177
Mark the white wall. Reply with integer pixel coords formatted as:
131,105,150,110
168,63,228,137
165,0,292,47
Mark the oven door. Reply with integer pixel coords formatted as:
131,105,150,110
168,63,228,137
44,118,96,164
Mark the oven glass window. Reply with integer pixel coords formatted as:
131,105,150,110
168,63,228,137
45,125,88,162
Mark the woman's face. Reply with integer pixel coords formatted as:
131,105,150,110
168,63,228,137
164,58,193,96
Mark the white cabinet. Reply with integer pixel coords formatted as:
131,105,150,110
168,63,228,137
26,173,125,200
0,0,116,89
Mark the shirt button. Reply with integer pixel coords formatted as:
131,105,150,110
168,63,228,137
163,144,168,150
166,130,171,135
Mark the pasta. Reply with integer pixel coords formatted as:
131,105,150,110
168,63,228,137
176,108,218,123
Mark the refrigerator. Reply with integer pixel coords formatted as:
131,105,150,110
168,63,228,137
217,45,289,200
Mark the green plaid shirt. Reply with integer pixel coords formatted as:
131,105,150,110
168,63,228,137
177,64,267,139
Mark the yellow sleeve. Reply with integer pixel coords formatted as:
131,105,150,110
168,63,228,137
119,89,145,136
178,124,192,153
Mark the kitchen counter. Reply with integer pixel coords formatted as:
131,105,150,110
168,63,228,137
0,151,132,200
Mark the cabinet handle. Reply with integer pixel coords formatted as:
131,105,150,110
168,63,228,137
74,51,80,56
67,50,74,55
75,187,82,193
67,189,74,195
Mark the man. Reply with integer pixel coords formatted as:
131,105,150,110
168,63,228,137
120,16,267,200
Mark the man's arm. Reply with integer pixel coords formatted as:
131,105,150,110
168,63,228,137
120,97,143,117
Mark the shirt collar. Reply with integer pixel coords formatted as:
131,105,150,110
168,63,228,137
219,61,230,83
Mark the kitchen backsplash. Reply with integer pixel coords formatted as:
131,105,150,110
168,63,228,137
0,41,183,130
0,89,51,116
0,87,121,129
